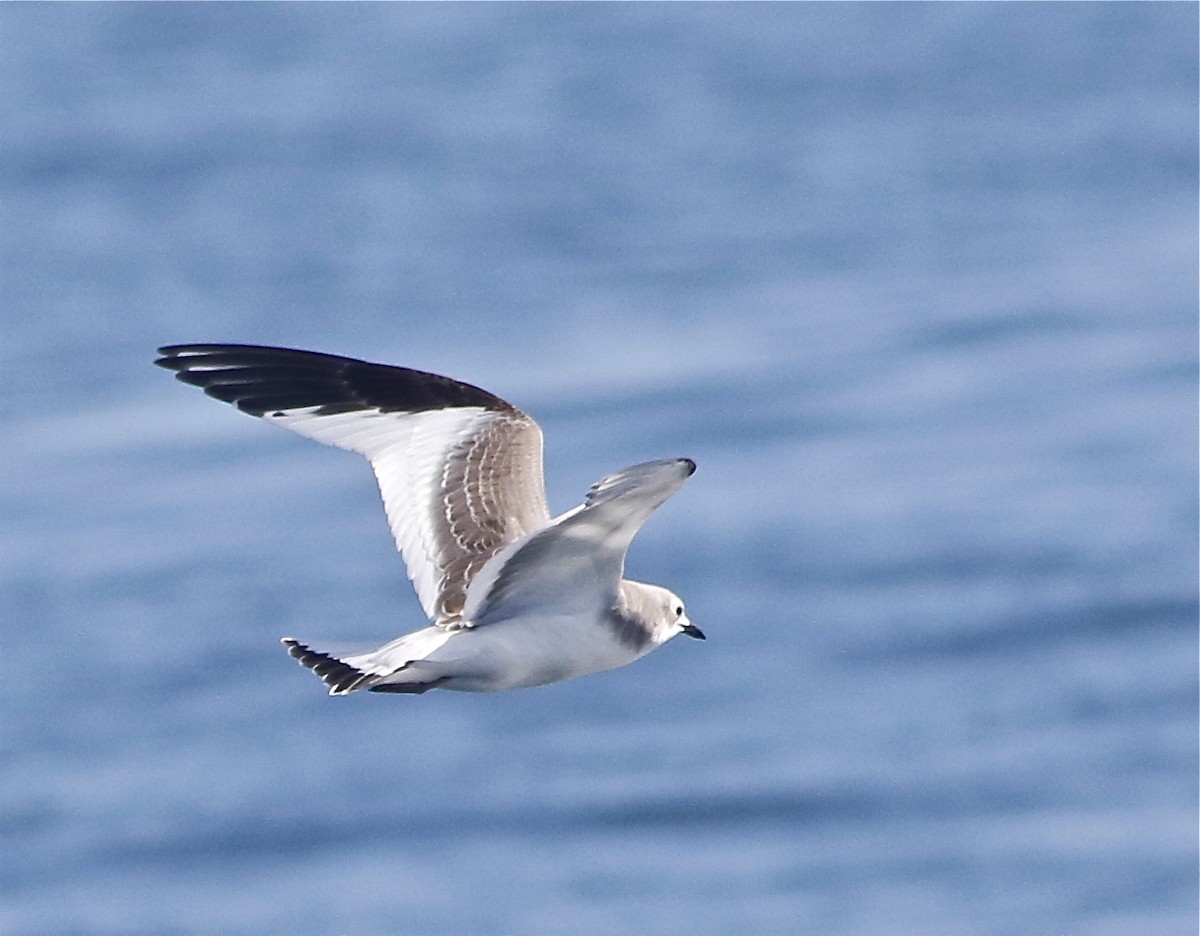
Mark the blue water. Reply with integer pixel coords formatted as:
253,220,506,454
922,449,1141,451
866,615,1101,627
2,5,1196,934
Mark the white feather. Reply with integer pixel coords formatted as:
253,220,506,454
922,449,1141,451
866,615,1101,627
268,405,493,621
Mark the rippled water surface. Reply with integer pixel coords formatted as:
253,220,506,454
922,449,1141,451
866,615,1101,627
2,5,1196,935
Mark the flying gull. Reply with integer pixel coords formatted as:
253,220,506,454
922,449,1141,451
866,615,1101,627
155,344,703,695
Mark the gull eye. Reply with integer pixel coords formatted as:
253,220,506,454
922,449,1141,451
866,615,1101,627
674,605,684,618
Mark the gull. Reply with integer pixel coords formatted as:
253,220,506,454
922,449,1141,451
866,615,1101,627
155,344,703,695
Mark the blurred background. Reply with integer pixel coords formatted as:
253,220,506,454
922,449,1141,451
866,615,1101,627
2,5,1195,935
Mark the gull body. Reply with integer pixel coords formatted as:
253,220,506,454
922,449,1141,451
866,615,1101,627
155,344,702,695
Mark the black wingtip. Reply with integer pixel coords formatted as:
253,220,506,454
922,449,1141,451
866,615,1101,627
154,343,516,417
153,345,183,368
154,343,228,365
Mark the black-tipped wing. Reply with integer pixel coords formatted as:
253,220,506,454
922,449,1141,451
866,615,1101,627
156,344,552,625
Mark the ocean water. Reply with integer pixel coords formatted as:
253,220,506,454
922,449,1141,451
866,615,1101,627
1,5,1196,935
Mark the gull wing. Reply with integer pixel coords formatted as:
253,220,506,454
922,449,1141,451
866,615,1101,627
463,458,696,626
155,344,550,625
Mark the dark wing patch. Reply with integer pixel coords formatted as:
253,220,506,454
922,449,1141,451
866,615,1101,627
155,344,514,417
282,638,377,695
368,678,452,694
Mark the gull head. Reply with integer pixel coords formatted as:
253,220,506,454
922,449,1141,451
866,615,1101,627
631,582,705,644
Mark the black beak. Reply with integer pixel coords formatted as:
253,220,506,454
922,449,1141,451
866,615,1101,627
681,623,706,640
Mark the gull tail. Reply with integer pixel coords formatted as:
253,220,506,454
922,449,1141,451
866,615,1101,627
281,638,380,695
281,627,457,696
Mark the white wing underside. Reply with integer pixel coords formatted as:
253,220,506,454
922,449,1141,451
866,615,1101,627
267,402,693,633
265,404,550,625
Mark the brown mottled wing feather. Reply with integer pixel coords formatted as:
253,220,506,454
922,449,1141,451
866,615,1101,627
368,407,550,624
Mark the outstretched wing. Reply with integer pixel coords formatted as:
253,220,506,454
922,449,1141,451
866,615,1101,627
155,344,551,625
463,458,696,626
